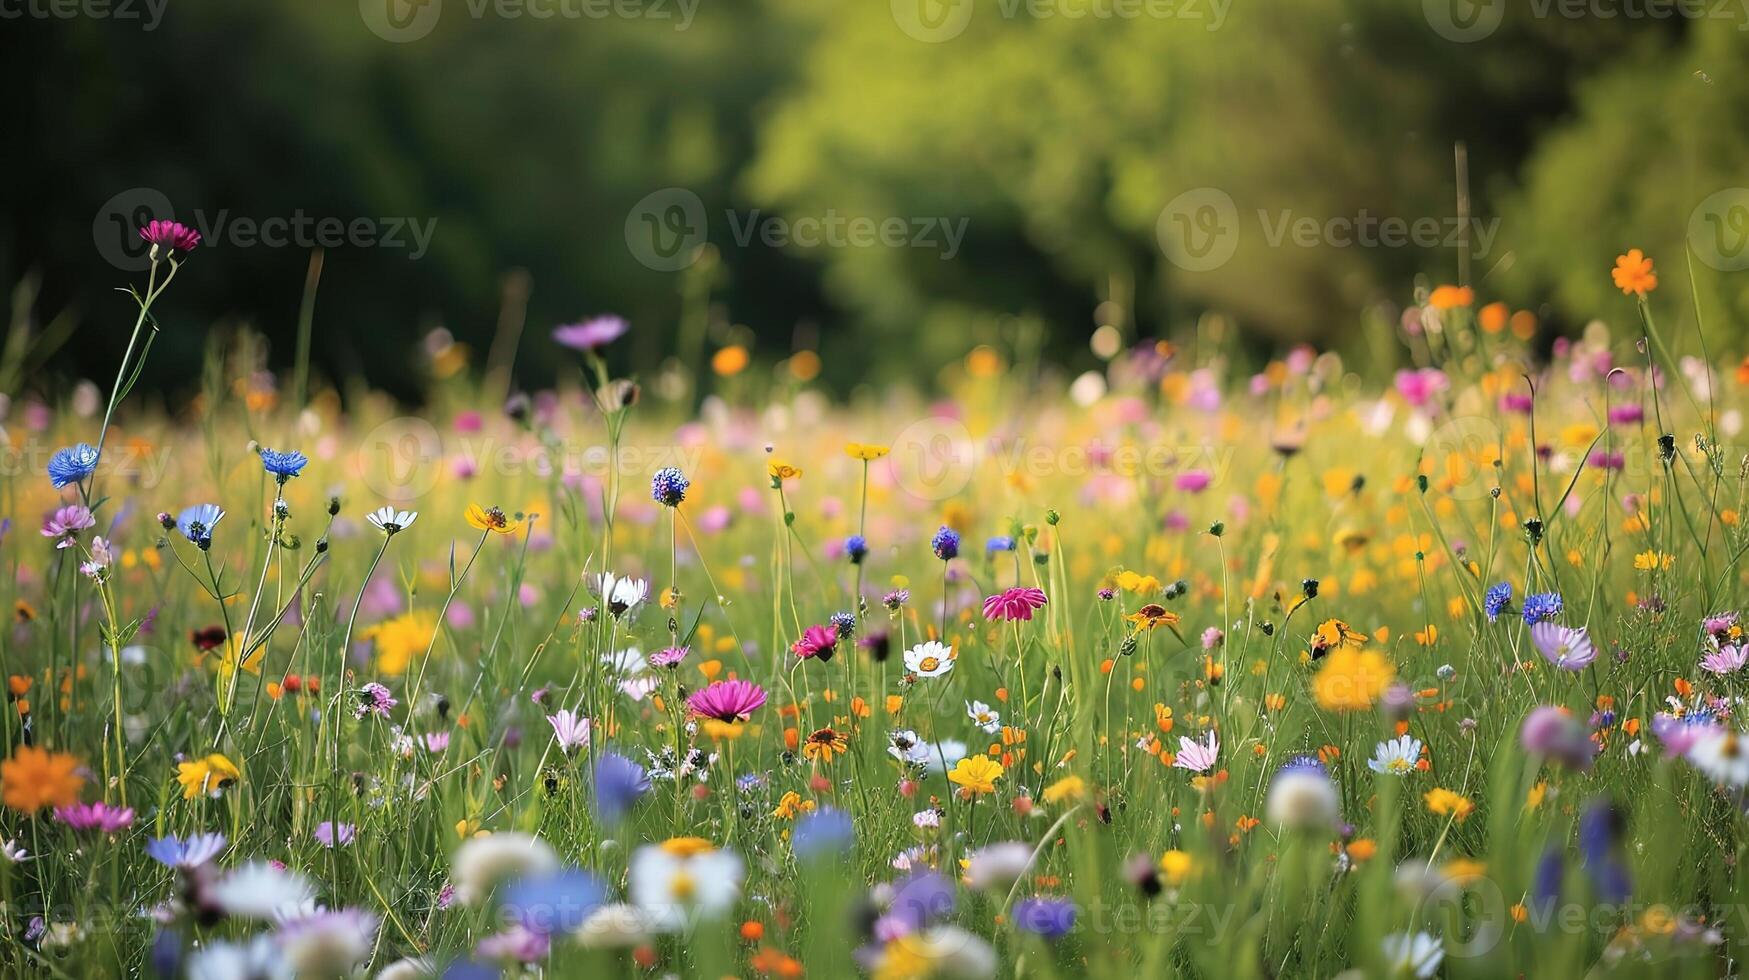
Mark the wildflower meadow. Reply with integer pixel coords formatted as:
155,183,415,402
7,227,1749,979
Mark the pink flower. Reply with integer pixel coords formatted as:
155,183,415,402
551,316,629,352
981,587,1048,622
1174,470,1212,493
1393,368,1447,409
41,505,94,548
1700,644,1749,676
1530,622,1596,670
1173,731,1219,773
791,624,839,662
687,679,768,722
53,801,134,833
546,709,591,753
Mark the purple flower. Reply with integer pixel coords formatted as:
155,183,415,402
552,316,629,352
648,646,689,670
1701,644,1749,676
591,751,651,825
502,868,607,936
354,682,397,719
1519,706,1594,770
547,709,591,754
792,808,855,861
315,821,356,848
1012,897,1076,941
931,526,961,561
139,220,201,255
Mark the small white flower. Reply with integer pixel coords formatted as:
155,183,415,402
451,832,560,905
888,729,931,765
210,862,316,921
366,506,419,534
1367,735,1423,776
1265,769,1340,831
187,936,290,980
1686,729,1749,788
0,839,27,863
966,700,1002,734
1381,931,1444,978
964,841,1034,892
903,640,955,678
576,903,653,949
912,809,942,830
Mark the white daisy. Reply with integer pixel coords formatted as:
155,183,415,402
1380,931,1444,978
964,841,1034,892
187,936,290,980
451,832,559,905
210,862,316,921
903,640,955,678
366,506,418,535
1686,728,1749,788
629,843,744,931
966,700,1002,734
1366,734,1423,776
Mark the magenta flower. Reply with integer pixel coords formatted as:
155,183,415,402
649,646,689,670
1393,367,1447,409
1701,645,1749,676
53,801,135,833
552,316,629,352
982,587,1048,622
687,679,767,722
791,624,838,662
41,505,95,549
139,219,201,255
1530,622,1596,670
1174,470,1212,493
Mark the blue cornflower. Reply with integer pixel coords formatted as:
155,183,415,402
259,447,309,482
650,467,689,507
1011,897,1076,941
1484,582,1512,623
47,443,100,489
144,833,227,869
502,868,608,936
845,534,869,564
591,750,651,826
1579,799,1631,903
792,808,855,861
931,525,961,561
987,535,1017,553
176,504,226,550
1279,754,1326,775
830,610,857,639
1522,591,1562,625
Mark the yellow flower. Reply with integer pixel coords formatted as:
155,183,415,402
176,753,241,800
701,719,745,742
768,460,803,485
773,790,816,820
1424,787,1474,822
1159,849,1194,887
362,612,438,676
947,755,1004,795
1311,647,1396,712
1126,604,1180,632
801,727,850,763
465,503,521,535
1,746,84,814
1311,618,1366,653
1633,550,1673,571
1042,775,1085,805
659,836,716,856
845,443,891,461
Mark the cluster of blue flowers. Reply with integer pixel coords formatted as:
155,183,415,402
931,525,960,561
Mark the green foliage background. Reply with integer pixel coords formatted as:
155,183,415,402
2,1,1746,398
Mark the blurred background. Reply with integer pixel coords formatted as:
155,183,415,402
2,0,1748,404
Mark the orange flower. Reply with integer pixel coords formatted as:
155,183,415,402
801,727,849,763
1612,249,1657,296
464,503,521,535
1428,285,1474,310
1,746,84,814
